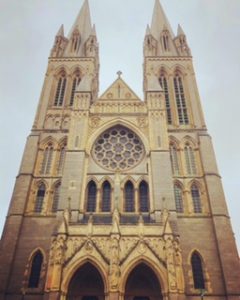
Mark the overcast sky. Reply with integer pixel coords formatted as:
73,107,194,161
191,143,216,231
0,0,239,252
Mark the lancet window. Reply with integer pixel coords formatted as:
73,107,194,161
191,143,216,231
162,30,170,51
101,181,111,212
70,71,81,106
139,181,149,212
54,71,67,106
57,144,66,174
124,181,135,212
52,182,61,213
174,74,189,124
71,29,81,53
159,74,172,124
86,181,97,212
170,143,180,175
40,144,53,175
191,252,205,289
28,251,43,288
191,184,202,213
174,184,184,213
184,144,197,175
34,183,46,213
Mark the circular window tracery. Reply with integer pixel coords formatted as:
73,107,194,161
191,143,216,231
92,125,145,171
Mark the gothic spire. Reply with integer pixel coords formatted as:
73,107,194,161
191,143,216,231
68,0,92,39
64,0,94,56
151,0,175,40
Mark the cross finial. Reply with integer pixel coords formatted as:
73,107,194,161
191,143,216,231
117,71,122,78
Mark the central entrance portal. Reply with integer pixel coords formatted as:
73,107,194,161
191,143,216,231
124,263,163,300
67,262,105,300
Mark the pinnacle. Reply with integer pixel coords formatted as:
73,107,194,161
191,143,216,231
91,24,97,36
57,24,64,37
151,0,175,39
145,24,151,36
177,24,185,36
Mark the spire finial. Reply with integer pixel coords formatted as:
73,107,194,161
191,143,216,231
117,71,122,78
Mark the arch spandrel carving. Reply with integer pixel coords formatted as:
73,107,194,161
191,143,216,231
45,209,185,296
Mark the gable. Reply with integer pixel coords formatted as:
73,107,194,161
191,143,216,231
99,77,141,101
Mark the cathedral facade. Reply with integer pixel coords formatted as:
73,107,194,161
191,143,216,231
0,1,240,300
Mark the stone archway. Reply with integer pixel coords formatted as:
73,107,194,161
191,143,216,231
124,263,163,300
67,262,105,300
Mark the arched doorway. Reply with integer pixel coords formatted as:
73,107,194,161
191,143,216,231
67,262,105,300
124,263,163,300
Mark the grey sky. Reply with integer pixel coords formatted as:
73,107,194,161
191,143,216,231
0,0,239,252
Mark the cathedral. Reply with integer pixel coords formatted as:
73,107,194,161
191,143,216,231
0,1,240,299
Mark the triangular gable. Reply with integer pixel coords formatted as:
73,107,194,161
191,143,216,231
99,77,141,101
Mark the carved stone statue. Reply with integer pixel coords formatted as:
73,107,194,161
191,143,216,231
111,208,120,234
165,237,177,291
50,235,67,265
173,239,185,292
109,236,121,290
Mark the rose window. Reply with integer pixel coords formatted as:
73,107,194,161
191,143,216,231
92,126,145,171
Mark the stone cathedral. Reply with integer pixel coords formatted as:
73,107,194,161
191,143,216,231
0,1,240,300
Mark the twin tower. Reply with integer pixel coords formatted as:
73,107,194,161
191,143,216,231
0,1,239,300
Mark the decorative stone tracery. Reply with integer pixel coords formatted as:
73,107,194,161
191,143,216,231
92,125,145,171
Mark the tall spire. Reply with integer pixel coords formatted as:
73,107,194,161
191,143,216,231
151,0,175,40
64,0,95,57
68,0,92,39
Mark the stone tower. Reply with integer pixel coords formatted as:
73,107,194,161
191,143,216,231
0,1,239,300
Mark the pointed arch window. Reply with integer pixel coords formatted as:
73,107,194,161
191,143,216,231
184,144,197,175
170,144,180,175
159,74,172,124
174,184,184,213
28,250,43,288
174,74,189,124
139,181,149,212
57,144,66,174
101,181,111,212
162,30,170,51
87,181,97,212
54,72,67,106
191,252,205,289
125,181,135,212
71,30,81,53
191,184,202,213
52,182,61,213
34,183,46,213
70,72,81,106
40,144,53,175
